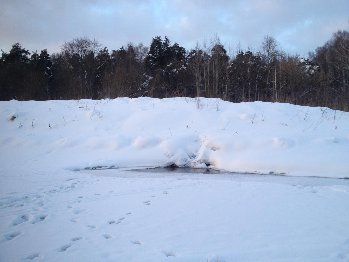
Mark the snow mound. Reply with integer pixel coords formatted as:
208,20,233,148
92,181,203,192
1,97,348,178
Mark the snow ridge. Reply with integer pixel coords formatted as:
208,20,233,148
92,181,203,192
1,97,348,178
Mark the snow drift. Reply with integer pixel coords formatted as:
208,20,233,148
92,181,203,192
1,97,348,178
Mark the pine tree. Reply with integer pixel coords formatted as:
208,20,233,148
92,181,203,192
0,43,31,100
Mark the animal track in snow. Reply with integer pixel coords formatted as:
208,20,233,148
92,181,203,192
12,214,29,226
25,252,40,260
3,231,21,241
31,214,47,224
108,217,125,225
143,200,151,206
131,240,141,245
103,234,112,239
58,244,71,252
71,236,82,242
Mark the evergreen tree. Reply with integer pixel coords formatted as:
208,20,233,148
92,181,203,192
210,43,229,98
144,36,187,97
0,43,31,100
29,49,52,100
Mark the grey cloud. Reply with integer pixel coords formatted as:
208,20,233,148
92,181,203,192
0,0,348,56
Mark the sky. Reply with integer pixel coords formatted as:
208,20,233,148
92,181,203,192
1,0,348,57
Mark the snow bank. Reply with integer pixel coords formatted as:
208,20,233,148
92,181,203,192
1,97,348,178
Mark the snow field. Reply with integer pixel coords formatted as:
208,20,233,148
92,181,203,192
1,169,349,261
1,97,349,261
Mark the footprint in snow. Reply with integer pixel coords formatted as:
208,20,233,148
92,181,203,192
103,234,112,239
31,214,47,224
126,212,132,215
162,250,175,257
3,231,21,241
12,214,29,226
143,201,151,206
108,217,124,225
25,252,40,260
87,225,96,229
71,236,82,242
58,244,71,252
131,240,141,245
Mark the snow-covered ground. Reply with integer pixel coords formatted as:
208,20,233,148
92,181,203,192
0,98,349,261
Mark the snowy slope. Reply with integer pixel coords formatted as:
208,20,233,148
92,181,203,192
1,98,349,261
1,97,348,178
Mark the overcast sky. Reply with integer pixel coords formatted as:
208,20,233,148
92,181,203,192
1,0,348,56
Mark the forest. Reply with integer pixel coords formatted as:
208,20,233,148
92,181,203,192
0,30,348,111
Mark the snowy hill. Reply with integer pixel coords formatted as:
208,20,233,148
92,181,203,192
1,97,348,178
1,98,349,261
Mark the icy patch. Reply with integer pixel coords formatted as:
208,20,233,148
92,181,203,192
132,165,221,174
82,165,118,171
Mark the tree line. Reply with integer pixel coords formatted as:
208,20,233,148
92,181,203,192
0,31,348,111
